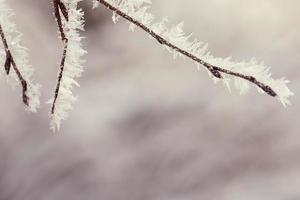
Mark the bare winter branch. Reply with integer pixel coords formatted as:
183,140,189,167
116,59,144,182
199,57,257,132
97,0,278,97
51,0,69,115
0,24,29,106
49,0,85,131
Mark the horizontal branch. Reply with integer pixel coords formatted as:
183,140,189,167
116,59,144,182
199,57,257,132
97,0,277,97
0,23,29,105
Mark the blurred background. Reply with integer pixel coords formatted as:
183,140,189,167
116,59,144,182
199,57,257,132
0,0,299,199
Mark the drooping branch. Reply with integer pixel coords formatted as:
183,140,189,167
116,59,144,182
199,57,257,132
50,0,85,131
51,0,69,115
97,0,277,97
0,24,29,105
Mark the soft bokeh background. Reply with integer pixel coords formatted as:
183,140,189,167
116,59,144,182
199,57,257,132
0,0,299,199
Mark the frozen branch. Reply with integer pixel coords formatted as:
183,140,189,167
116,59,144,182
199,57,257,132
0,0,40,112
50,0,85,131
0,24,29,105
51,0,69,115
95,0,293,105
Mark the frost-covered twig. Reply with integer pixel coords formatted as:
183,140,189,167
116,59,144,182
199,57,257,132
50,0,85,131
0,24,29,105
51,0,69,115
0,0,40,112
95,0,293,105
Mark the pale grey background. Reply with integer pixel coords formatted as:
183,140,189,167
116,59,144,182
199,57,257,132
0,0,299,199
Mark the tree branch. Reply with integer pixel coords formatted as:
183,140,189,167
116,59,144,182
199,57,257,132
97,0,277,97
0,24,29,106
51,0,69,114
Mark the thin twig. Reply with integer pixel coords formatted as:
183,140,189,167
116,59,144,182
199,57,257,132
97,0,277,97
51,0,69,114
51,41,68,114
0,23,29,105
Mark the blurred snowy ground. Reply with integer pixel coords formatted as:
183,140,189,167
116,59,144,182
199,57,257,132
0,0,299,199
